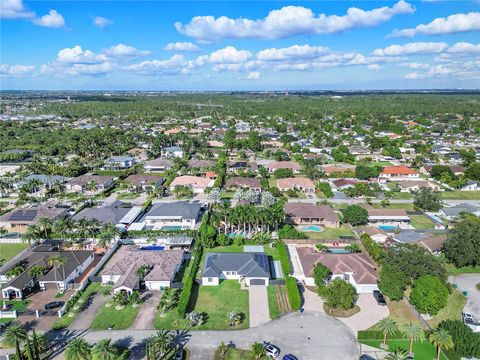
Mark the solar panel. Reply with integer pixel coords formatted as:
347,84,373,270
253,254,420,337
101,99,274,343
10,210,37,221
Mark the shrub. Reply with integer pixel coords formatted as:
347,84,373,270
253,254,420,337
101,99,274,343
285,276,301,311
317,182,333,198
313,263,330,288
177,244,203,317
276,241,291,275
360,233,383,262
410,275,448,315
438,320,480,359
278,224,307,239
342,205,368,226
320,278,356,310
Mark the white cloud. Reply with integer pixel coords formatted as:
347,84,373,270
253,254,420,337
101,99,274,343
41,62,114,76
447,42,480,54
93,16,113,29
57,46,108,64
400,62,430,69
0,64,36,77
127,55,191,75
367,64,384,71
32,9,65,28
389,12,480,37
1,0,35,19
246,71,261,79
373,42,448,56
175,1,415,41
257,45,330,61
164,42,200,52
103,44,151,58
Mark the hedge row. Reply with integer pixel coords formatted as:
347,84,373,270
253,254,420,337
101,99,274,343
177,243,203,317
357,330,404,340
276,241,291,276
285,276,301,311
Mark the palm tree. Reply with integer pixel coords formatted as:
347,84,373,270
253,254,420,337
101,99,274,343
400,322,425,354
28,265,47,282
385,348,409,360
378,317,397,348
64,337,91,360
55,256,68,292
154,330,173,357
37,217,52,240
86,180,97,192
136,264,149,280
91,338,118,360
47,255,62,291
1,322,27,360
218,342,230,360
30,329,47,360
22,225,41,247
250,342,266,360
429,328,454,360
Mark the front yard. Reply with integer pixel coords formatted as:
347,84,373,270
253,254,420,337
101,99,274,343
90,302,141,330
155,280,250,330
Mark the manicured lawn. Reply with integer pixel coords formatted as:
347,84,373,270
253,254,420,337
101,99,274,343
267,285,280,319
360,339,448,360
445,263,480,275
0,299,32,323
305,225,355,240
368,299,421,330
441,191,480,200
155,280,249,330
116,192,140,200
90,303,141,330
0,243,28,261
391,192,413,200
427,289,466,328
372,203,415,211
410,214,436,229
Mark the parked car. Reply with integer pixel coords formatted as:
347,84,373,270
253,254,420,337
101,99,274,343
44,301,64,310
463,312,474,322
282,355,298,360
373,290,387,306
263,342,280,358
359,355,375,360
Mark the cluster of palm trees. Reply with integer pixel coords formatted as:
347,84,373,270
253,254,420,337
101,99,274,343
64,337,128,360
214,202,284,235
1,322,48,360
21,217,121,249
145,330,178,360
378,317,454,360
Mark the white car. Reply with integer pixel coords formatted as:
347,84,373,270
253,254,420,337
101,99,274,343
463,312,480,333
263,343,280,358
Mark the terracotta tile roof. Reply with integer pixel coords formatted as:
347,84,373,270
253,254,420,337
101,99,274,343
170,175,212,188
284,203,339,223
381,166,418,175
225,177,261,189
277,177,315,189
267,161,301,171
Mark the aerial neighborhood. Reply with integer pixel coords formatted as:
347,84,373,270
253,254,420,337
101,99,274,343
0,94,480,359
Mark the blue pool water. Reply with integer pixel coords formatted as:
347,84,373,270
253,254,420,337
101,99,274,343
228,232,247,238
301,225,323,232
328,248,351,254
140,245,165,251
161,226,183,231
378,225,397,231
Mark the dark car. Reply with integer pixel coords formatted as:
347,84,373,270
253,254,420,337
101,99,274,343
282,355,298,360
44,301,64,310
373,290,387,306
359,355,375,360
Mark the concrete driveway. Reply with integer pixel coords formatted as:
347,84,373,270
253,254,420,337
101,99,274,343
302,287,324,312
249,285,269,328
132,291,161,330
70,291,106,330
338,293,390,335
451,273,480,320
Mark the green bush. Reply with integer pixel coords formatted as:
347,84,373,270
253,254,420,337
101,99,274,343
177,243,203,317
276,241,291,275
317,182,333,198
438,320,480,359
410,275,448,315
360,233,383,262
278,224,307,240
285,276,301,311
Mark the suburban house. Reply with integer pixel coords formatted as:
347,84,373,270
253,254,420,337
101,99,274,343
124,174,165,192
461,180,480,191
101,245,185,294
104,156,136,170
379,166,420,182
65,174,115,193
396,180,440,193
161,146,184,158
322,165,355,176
391,231,447,254
225,177,262,192
363,206,411,228
357,226,389,243
227,161,258,173
1,244,94,299
423,165,464,176
440,203,480,220
0,200,67,234
277,177,315,194
72,201,142,231
331,179,360,191
266,161,301,173
284,203,340,228
188,159,216,171
201,252,271,286
297,247,379,293
142,201,203,230
144,158,174,172
169,175,213,194
13,174,67,191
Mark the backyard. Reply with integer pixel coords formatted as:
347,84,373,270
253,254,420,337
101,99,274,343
0,243,28,262
155,280,250,330
304,225,355,241
410,214,436,229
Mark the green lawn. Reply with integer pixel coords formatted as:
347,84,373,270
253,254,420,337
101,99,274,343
360,339,448,360
90,302,141,330
441,191,480,200
368,299,421,330
410,214,436,229
116,192,140,200
304,225,355,240
0,299,31,323
155,280,249,330
372,203,415,211
267,285,280,319
427,289,467,328
391,192,413,200
445,263,480,275
0,243,28,262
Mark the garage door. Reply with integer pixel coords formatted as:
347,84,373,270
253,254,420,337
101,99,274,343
250,279,265,285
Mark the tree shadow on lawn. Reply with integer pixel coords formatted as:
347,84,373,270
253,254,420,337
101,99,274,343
187,283,201,313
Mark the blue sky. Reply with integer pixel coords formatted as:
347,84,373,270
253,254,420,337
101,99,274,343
1,0,479,90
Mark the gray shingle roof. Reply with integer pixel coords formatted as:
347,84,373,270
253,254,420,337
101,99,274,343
202,252,270,278
442,203,480,217
145,201,202,220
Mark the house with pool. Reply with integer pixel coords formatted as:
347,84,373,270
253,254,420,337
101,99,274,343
100,245,185,294
296,247,379,293
283,203,339,229
141,201,203,230
362,205,412,229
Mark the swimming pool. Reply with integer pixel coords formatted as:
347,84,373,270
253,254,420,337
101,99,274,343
140,245,165,251
301,225,323,232
378,225,397,231
228,232,247,238
161,226,183,231
328,248,351,254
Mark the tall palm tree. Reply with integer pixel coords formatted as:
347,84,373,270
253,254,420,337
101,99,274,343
91,338,118,360
400,322,425,354
385,348,409,360
378,317,397,347
429,328,454,360
218,342,230,360
37,217,52,240
28,265,47,282
30,329,47,360
55,256,68,292
64,337,91,360
21,225,41,247
47,255,62,291
1,322,27,360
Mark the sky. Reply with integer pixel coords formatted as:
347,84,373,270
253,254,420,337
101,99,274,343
1,0,480,90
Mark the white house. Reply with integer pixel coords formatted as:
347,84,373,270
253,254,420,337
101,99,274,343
143,201,203,230
461,180,480,191
161,146,184,158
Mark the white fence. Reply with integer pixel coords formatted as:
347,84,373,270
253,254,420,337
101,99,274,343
0,237,23,244
0,310,17,319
